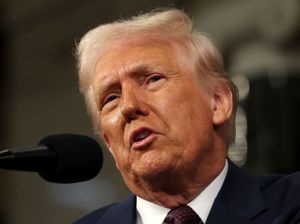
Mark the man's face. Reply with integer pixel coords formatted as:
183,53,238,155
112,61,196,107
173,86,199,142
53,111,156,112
92,39,218,190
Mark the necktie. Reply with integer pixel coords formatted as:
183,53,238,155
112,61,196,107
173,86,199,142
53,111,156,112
164,205,203,224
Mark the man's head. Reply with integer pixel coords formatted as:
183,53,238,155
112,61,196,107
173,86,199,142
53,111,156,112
77,9,238,207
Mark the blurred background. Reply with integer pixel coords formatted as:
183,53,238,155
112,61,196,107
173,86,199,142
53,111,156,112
0,0,300,223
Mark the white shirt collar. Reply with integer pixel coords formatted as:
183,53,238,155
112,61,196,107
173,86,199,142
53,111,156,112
136,160,228,224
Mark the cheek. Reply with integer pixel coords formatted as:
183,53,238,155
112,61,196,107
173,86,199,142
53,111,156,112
100,111,125,154
159,85,213,141
100,112,132,168
101,109,120,129
101,109,122,135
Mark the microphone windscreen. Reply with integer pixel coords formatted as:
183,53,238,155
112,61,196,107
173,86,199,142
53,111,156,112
38,134,103,183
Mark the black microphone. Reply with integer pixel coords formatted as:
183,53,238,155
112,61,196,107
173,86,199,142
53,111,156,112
0,134,103,183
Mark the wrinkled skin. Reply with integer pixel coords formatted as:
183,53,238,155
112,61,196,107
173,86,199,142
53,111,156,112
92,38,232,208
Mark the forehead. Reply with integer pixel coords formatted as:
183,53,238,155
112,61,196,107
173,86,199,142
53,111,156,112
93,38,184,81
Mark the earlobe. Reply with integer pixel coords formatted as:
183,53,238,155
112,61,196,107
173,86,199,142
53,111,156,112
212,84,233,126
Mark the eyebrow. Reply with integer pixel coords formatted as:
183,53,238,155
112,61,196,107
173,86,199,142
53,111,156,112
126,62,162,77
96,62,163,88
94,74,119,104
94,61,175,104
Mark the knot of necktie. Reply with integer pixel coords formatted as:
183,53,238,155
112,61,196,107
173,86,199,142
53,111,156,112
164,205,203,224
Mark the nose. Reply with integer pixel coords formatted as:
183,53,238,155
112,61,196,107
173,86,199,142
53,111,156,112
120,86,147,122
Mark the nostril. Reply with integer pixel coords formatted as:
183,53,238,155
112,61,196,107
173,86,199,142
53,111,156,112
120,102,147,123
121,104,139,122
124,110,146,123
119,90,149,123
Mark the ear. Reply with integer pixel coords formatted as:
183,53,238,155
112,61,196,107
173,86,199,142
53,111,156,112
211,83,233,126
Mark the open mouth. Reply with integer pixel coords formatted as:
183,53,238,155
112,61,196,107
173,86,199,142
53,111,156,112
129,128,155,147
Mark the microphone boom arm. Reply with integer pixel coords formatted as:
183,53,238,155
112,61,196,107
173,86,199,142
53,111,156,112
0,146,56,172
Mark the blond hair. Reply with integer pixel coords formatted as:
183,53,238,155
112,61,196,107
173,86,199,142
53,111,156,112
76,8,238,144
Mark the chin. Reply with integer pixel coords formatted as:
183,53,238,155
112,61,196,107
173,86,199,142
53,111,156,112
134,160,173,181
129,148,177,181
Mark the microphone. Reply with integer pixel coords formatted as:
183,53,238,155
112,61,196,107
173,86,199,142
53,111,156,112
0,134,103,183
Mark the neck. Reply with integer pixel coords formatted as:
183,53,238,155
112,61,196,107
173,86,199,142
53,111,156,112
127,151,226,208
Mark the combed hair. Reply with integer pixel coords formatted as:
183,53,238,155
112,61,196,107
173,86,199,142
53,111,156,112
76,8,239,145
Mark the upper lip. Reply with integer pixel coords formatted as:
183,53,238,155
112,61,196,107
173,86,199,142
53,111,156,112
129,127,156,147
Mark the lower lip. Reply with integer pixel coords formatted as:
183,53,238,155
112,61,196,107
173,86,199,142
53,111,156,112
131,133,158,150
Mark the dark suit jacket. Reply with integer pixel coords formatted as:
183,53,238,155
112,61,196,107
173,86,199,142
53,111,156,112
74,161,300,224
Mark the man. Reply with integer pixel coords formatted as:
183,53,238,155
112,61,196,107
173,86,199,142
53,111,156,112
74,9,300,224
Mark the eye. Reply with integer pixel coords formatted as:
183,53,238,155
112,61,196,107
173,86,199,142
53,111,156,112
102,94,118,107
146,74,164,84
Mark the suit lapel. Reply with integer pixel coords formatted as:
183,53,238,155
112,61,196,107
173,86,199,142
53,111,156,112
206,160,267,224
95,161,267,224
96,195,136,224
206,200,251,224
